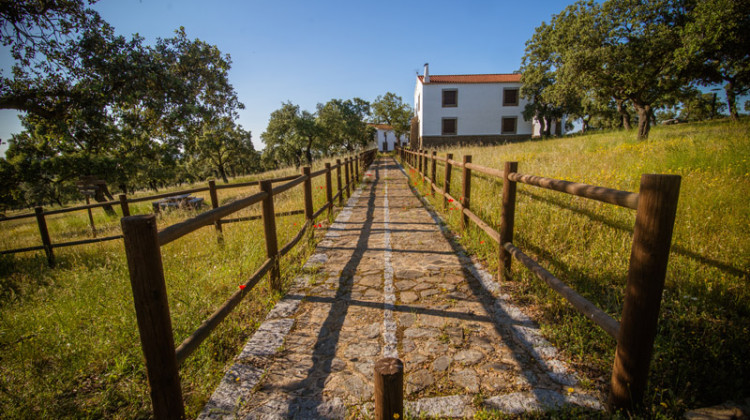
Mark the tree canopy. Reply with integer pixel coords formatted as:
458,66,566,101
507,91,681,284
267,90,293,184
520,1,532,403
520,0,749,139
0,1,259,209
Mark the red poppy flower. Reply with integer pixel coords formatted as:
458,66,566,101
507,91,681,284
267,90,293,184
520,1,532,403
480,241,485,244
448,198,454,202
239,285,246,290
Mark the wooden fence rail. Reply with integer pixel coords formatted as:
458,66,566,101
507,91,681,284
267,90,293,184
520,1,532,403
121,149,376,418
396,146,679,411
0,155,374,266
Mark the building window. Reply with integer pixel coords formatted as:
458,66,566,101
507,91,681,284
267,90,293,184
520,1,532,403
442,118,457,135
503,88,519,106
442,89,457,107
502,117,517,134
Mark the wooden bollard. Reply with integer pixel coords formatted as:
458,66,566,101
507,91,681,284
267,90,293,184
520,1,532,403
121,215,185,419
499,161,518,282
374,358,404,420
609,174,681,410
460,155,472,230
443,153,453,210
336,159,343,206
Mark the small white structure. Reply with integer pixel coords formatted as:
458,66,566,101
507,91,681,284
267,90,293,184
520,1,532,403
369,123,405,152
413,64,563,148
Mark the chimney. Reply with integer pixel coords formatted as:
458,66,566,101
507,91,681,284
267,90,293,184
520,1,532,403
423,63,430,83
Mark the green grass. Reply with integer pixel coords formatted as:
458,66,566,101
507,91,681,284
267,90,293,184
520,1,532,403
0,155,360,418
405,118,750,418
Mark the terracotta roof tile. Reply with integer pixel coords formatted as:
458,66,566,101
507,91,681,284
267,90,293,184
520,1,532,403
418,73,521,84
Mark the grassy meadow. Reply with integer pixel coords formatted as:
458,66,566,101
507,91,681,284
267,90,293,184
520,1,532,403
406,118,749,417
0,156,357,418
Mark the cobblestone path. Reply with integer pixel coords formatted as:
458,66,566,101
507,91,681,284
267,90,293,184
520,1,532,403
199,157,602,419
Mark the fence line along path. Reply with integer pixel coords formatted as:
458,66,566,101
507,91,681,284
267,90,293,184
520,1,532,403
199,156,601,419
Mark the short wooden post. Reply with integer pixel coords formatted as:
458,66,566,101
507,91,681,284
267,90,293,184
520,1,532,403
443,153,453,210
260,180,281,291
208,180,223,240
35,206,55,268
325,163,333,217
302,167,314,221
498,161,518,281
374,358,404,420
121,215,185,419
609,174,681,411
344,158,351,198
460,155,472,230
430,151,437,191
85,196,97,238
418,149,423,176
119,194,130,217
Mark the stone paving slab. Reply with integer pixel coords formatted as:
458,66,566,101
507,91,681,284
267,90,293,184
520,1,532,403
199,156,603,419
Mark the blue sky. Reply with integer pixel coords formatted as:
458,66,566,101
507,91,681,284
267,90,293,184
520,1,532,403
0,0,576,154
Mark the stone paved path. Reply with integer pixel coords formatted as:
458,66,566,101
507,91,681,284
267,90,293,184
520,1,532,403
199,157,602,419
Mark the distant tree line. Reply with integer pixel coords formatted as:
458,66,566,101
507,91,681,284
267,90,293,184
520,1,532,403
261,92,411,168
521,0,749,139
0,1,411,210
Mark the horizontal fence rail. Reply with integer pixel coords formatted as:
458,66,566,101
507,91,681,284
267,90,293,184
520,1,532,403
396,146,680,411
0,155,374,266
121,149,376,418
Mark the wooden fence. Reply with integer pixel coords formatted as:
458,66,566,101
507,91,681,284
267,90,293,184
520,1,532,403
0,154,369,268
396,146,680,411
121,149,376,418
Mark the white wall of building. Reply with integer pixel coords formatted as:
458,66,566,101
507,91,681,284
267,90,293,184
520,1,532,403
415,79,537,137
375,128,404,152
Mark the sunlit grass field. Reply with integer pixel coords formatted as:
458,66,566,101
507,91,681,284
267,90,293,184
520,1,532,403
0,155,360,418
405,118,749,417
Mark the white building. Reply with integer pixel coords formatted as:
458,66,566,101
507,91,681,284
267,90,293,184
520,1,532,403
368,123,405,152
413,64,562,148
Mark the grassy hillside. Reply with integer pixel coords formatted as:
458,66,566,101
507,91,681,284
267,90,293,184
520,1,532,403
0,158,346,418
408,118,749,417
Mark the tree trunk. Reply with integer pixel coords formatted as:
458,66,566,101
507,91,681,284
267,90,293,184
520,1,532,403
616,98,632,130
634,103,652,140
582,117,590,134
544,116,552,136
725,80,738,121
218,165,229,183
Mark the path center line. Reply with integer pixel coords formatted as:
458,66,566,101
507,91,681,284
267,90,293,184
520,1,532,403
382,163,398,359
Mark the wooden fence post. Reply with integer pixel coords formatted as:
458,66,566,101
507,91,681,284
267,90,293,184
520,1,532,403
461,155,472,230
85,196,97,238
35,206,55,268
119,194,130,217
121,215,185,419
260,180,281,292
208,180,223,240
355,155,360,183
344,158,351,198
444,153,453,210
336,159,344,206
418,149,423,177
374,358,404,420
430,151,437,192
302,167,313,222
499,162,518,282
325,163,333,217
609,174,681,411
